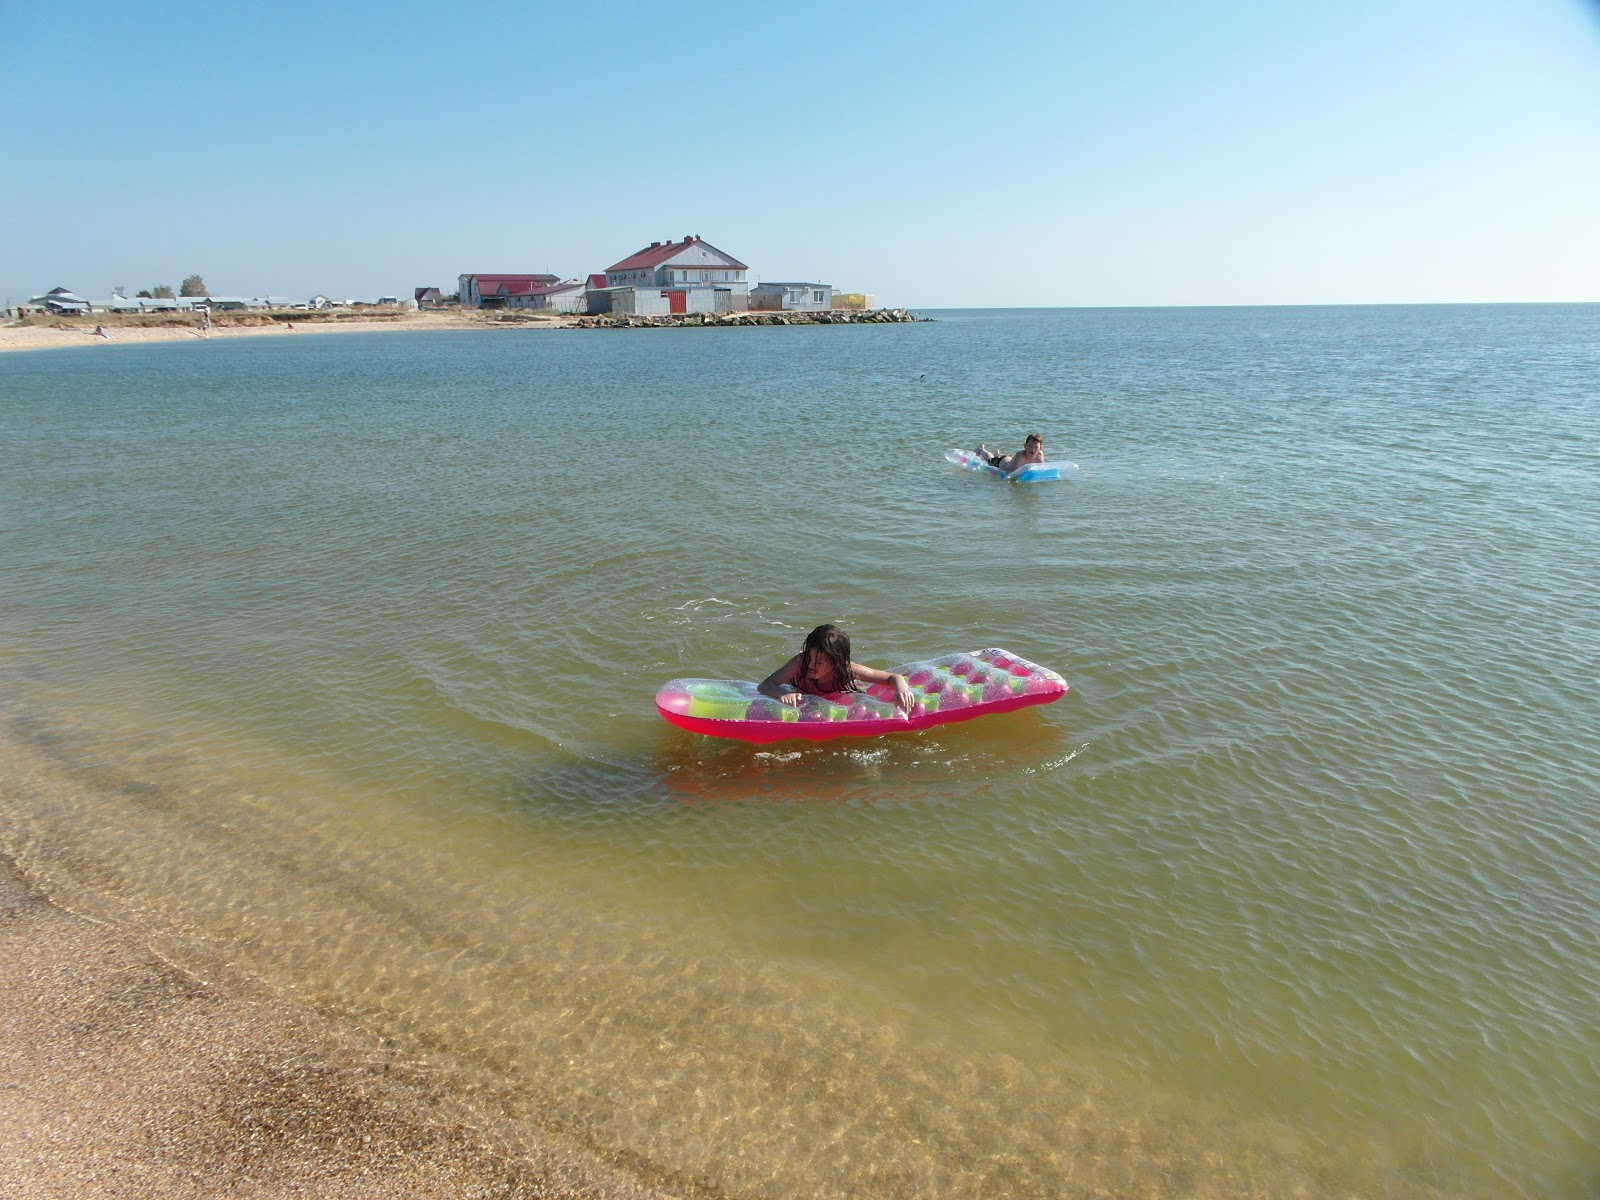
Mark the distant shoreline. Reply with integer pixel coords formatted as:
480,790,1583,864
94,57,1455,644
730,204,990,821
0,309,573,354
0,306,917,354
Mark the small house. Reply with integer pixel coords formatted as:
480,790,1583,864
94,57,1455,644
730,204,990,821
520,282,588,314
750,282,834,313
30,287,92,315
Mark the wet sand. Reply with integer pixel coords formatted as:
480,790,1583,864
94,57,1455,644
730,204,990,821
0,851,662,1200
0,311,577,353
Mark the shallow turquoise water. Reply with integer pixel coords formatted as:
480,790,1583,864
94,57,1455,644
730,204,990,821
2,307,1596,1197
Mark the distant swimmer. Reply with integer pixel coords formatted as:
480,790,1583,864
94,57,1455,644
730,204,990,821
974,432,1045,474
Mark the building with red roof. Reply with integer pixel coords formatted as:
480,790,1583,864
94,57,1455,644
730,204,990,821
589,235,749,316
457,273,562,309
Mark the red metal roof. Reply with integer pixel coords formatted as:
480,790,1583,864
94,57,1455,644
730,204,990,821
468,274,559,292
604,237,747,274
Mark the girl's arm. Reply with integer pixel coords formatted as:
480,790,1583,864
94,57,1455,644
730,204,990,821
852,663,916,713
758,654,804,705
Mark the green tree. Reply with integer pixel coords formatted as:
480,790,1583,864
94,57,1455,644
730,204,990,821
152,285,175,299
136,289,153,299
179,275,208,297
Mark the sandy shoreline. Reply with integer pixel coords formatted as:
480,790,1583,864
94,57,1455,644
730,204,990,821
0,307,906,352
0,311,577,354
0,850,661,1199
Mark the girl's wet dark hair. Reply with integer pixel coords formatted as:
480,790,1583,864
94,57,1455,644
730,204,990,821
800,623,860,694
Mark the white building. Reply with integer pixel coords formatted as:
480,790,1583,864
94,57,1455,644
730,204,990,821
750,282,834,312
522,282,588,313
27,287,91,315
590,236,749,316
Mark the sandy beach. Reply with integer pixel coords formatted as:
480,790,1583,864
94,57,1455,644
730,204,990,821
0,310,577,354
0,851,665,1200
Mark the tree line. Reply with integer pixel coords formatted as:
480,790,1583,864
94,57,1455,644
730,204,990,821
135,274,208,299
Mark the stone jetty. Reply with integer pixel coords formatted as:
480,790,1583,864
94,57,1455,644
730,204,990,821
572,308,920,329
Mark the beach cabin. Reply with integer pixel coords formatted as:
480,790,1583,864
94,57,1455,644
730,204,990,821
595,236,749,316
458,274,561,309
750,282,834,312
99,293,183,313
414,287,444,308
583,274,613,314
30,287,92,315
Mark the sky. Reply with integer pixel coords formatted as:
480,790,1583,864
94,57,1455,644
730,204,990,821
3,1,1598,308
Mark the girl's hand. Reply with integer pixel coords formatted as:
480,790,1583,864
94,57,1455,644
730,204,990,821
893,675,915,713
780,692,802,707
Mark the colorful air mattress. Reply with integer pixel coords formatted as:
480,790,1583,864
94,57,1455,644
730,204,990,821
944,448,1079,482
655,647,1068,743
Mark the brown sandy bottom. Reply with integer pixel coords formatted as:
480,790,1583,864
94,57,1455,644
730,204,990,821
0,851,673,1199
0,702,1462,1200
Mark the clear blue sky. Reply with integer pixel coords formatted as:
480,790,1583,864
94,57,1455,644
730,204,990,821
3,1,1598,308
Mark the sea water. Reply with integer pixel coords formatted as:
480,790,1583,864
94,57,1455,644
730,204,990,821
1,307,1595,1197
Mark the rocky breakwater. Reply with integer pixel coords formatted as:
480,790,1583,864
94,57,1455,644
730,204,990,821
573,308,920,329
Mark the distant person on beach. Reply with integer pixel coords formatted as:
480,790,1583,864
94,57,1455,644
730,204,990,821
93,324,110,339
976,433,1045,473
199,309,211,338
758,623,915,713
